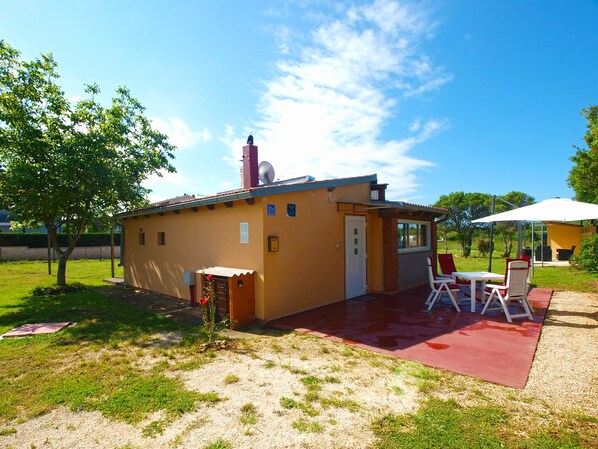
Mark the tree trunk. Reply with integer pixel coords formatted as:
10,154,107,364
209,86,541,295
46,222,79,286
57,252,68,286
500,233,513,258
55,242,77,286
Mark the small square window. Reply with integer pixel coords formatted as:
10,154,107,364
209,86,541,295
138,232,145,245
157,232,166,246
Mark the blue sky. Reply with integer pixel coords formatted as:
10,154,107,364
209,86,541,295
1,0,597,206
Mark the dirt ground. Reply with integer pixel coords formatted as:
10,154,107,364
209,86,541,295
2,289,596,449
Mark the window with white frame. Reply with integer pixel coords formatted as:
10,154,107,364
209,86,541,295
240,222,249,244
398,220,430,252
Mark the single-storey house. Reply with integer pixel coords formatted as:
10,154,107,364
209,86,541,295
116,141,447,324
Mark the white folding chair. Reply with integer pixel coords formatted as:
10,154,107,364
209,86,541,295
425,257,461,312
481,260,533,323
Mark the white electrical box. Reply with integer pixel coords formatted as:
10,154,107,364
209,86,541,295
183,271,196,285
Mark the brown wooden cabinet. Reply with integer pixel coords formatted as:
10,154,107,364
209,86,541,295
200,267,255,330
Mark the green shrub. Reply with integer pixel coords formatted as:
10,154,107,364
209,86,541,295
570,234,598,272
462,246,471,258
477,239,491,257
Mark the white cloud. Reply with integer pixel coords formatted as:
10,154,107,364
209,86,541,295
231,0,451,200
151,117,210,149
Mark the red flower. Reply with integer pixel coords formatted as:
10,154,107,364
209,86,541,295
206,274,213,281
199,297,208,306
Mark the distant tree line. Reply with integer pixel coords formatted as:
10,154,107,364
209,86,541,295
434,191,534,258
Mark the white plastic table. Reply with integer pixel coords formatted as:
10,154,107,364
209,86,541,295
452,271,504,312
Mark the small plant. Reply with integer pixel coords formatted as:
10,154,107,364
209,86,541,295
198,273,229,350
319,396,359,412
292,417,323,433
170,434,183,448
392,385,404,395
240,402,258,425
203,439,232,449
300,376,322,387
280,396,301,410
142,419,167,438
224,374,239,385
264,360,276,369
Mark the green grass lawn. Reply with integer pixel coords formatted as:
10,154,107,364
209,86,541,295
0,259,214,425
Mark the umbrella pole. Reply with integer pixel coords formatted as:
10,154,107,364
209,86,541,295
541,223,545,267
531,222,535,278
517,221,523,257
488,196,496,272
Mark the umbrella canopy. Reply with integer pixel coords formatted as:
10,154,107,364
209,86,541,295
473,198,598,223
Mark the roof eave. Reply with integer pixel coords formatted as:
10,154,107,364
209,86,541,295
115,190,255,219
115,174,379,219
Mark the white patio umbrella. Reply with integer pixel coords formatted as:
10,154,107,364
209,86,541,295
472,198,598,223
473,198,598,270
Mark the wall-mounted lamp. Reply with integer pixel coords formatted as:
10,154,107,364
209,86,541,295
327,187,335,203
139,228,143,232
237,279,244,288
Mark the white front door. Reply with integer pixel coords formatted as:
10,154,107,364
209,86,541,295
345,215,367,299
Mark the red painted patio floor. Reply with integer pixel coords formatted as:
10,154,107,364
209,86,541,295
269,287,552,389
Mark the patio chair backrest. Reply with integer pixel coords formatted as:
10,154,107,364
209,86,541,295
505,256,530,284
438,254,457,276
505,260,529,297
426,257,436,286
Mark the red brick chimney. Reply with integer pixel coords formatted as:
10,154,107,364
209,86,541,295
242,140,259,189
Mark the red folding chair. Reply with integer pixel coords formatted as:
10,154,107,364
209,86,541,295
437,254,470,287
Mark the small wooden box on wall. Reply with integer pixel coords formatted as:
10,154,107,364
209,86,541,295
268,235,279,252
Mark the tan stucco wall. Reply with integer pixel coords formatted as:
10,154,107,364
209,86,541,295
260,183,371,321
547,223,580,257
123,202,264,312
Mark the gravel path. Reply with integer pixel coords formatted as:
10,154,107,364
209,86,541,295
525,290,598,413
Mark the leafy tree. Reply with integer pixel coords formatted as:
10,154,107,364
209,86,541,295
434,192,491,257
568,105,598,204
0,41,176,285
493,191,535,257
